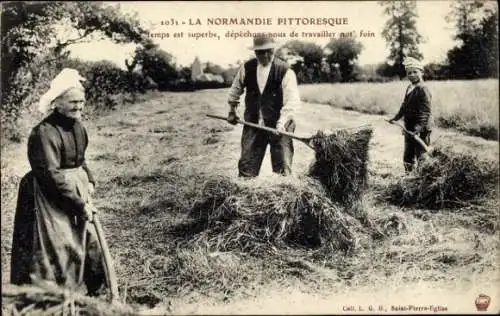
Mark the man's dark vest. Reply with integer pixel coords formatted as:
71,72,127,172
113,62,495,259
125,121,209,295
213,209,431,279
243,58,289,127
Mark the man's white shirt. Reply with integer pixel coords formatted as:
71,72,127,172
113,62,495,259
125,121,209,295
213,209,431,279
228,58,301,130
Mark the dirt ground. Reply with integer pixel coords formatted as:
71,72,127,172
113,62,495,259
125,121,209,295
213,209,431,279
1,89,499,314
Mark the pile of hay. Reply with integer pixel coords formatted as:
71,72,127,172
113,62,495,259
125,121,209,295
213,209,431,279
182,175,367,259
125,127,379,297
308,128,373,208
171,127,377,259
385,147,499,209
2,280,135,316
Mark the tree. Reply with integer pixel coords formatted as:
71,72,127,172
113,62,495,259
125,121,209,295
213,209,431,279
480,8,499,77
278,40,324,67
222,66,239,86
423,62,450,81
133,44,178,90
446,1,498,78
446,0,486,40
275,41,324,83
204,62,224,75
376,62,396,78
178,67,192,82
325,38,364,82
1,1,149,122
379,0,423,78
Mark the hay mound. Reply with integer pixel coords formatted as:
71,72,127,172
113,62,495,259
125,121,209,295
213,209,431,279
2,279,134,316
386,148,499,209
182,175,365,258
308,128,373,208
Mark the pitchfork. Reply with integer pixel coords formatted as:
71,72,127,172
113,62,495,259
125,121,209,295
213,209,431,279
385,119,434,153
206,113,372,151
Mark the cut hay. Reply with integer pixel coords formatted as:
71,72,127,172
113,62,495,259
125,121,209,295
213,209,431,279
138,124,378,260
156,174,374,297
187,177,352,255
385,147,499,209
2,279,134,316
178,175,376,260
308,128,373,208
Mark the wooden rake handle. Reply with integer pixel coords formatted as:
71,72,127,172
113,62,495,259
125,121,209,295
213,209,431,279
386,119,433,152
88,203,120,303
205,113,315,149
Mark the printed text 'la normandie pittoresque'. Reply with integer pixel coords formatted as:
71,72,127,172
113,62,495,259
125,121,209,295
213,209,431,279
158,17,349,27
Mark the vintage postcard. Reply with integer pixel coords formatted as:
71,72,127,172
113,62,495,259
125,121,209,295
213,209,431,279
1,1,498,315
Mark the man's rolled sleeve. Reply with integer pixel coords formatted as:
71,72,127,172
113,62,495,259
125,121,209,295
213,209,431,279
227,65,246,112
278,69,301,129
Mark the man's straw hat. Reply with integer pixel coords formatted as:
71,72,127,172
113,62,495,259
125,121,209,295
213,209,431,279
249,35,277,51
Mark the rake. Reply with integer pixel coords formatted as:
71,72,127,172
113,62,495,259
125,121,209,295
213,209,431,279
385,119,434,153
206,113,372,151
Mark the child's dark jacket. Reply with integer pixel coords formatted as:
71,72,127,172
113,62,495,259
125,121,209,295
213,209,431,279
394,82,433,131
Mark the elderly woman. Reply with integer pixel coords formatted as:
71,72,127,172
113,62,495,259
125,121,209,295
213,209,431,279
389,57,433,172
10,68,106,296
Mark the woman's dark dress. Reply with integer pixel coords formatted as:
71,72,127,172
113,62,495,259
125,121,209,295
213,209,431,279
10,109,106,294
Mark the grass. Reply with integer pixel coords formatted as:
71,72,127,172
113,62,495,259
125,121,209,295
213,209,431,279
1,88,499,313
299,79,499,140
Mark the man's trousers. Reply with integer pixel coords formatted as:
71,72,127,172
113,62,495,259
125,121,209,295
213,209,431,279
238,119,295,177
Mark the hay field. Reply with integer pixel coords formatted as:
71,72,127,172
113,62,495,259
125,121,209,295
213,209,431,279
1,88,499,314
299,79,499,140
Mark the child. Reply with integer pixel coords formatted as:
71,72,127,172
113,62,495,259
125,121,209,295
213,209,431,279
388,57,433,172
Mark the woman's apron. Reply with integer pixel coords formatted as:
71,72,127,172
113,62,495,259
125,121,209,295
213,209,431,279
30,167,91,291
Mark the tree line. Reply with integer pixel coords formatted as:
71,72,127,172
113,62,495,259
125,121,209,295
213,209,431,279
278,0,498,83
1,1,498,143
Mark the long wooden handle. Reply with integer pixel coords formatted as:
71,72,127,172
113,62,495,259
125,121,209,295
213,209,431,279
386,120,432,152
205,113,310,142
91,210,120,302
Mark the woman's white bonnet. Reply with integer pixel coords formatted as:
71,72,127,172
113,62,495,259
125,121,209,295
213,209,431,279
38,68,86,113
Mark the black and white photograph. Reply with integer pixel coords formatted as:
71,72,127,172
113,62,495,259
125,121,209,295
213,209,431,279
1,1,499,315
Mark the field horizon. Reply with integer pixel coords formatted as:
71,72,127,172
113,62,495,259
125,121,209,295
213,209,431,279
1,86,499,314
299,79,499,141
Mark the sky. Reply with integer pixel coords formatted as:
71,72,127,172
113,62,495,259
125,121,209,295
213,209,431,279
69,1,466,69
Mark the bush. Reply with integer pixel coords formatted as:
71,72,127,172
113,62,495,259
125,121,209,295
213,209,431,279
0,56,152,148
81,61,129,110
0,57,61,146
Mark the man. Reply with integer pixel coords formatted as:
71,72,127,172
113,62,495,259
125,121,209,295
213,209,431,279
227,35,301,177
388,57,433,173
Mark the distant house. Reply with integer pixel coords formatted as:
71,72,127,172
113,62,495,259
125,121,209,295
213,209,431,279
190,57,224,83
197,73,224,83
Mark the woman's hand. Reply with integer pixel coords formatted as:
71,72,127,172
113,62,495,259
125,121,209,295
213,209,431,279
88,182,95,196
83,202,97,222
